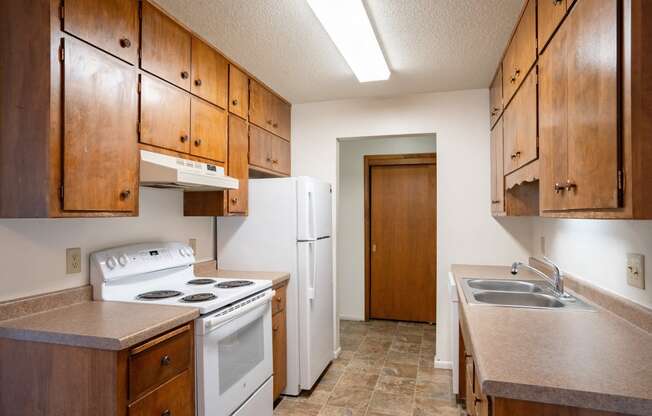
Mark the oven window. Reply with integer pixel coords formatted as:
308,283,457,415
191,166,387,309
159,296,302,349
218,315,265,393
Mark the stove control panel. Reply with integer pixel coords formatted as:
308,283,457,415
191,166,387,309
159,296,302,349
90,242,195,282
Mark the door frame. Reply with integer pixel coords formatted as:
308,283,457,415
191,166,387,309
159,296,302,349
363,153,437,321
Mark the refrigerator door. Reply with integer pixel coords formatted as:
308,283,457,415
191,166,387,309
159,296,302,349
297,177,332,241
297,237,333,389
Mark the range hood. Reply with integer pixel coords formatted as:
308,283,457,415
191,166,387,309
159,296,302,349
140,150,238,191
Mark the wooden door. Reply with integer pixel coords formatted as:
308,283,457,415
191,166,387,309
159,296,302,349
229,65,249,119
272,310,287,400
141,1,191,90
538,0,567,52
539,23,569,211
491,118,505,215
63,38,138,212
190,98,227,162
62,0,138,64
565,0,619,210
489,66,503,127
140,75,191,154
249,125,273,170
227,115,248,213
368,157,436,322
190,37,228,108
272,137,291,176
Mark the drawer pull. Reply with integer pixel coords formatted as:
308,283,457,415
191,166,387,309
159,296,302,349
162,410,171,416
161,355,171,366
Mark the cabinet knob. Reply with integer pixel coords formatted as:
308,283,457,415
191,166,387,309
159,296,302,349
195,79,202,86
232,99,239,106
161,355,171,366
554,183,565,194
491,200,501,204
119,38,131,48
510,76,516,84
231,197,238,204
515,68,521,77
273,122,278,128
194,138,202,146
273,325,279,332
161,410,171,416
553,0,563,4
266,157,272,162
565,180,577,191
267,120,272,125
119,189,131,200
272,159,278,164
515,151,521,157
180,135,188,143
181,71,189,79
510,154,517,160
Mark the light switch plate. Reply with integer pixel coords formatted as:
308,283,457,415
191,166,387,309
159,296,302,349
66,247,81,274
627,253,645,289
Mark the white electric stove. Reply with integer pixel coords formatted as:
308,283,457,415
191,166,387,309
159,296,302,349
90,242,274,416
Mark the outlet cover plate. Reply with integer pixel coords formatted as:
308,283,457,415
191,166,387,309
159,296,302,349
627,253,645,289
66,247,82,274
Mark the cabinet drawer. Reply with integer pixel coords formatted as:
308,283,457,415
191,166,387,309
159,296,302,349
129,325,192,400
128,370,194,416
272,284,286,315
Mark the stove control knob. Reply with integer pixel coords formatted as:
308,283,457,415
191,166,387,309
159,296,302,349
179,248,186,257
118,254,129,267
187,247,194,256
106,256,118,270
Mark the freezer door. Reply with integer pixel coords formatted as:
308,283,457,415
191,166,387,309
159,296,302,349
297,177,332,240
297,238,333,389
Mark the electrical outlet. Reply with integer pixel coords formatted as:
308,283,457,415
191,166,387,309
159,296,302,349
540,236,546,255
627,253,645,289
66,247,82,274
189,238,197,255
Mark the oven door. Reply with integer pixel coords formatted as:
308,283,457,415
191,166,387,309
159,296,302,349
196,290,274,416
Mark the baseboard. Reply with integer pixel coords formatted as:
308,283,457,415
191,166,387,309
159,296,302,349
434,357,452,370
339,314,365,321
333,347,341,359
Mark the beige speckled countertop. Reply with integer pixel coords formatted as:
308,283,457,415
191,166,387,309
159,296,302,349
194,260,290,287
0,301,199,351
452,265,652,416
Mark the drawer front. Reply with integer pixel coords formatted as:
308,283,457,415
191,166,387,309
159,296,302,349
272,284,287,315
129,325,192,400
128,370,194,416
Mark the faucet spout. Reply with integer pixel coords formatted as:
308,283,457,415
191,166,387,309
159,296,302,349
510,259,567,298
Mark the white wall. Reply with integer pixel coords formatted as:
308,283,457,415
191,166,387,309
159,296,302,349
292,90,533,364
0,188,214,302
532,218,652,308
337,135,437,320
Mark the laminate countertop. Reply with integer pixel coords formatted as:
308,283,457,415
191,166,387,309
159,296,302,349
194,260,290,287
0,301,199,351
452,265,652,416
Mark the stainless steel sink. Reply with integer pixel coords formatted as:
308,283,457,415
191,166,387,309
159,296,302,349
473,291,564,308
467,279,542,293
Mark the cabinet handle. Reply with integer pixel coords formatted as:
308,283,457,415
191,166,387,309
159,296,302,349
266,120,273,125
194,138,202,146
272,159,278,164
273,122,278,128
119,38,131,48
491,200,501,204
514,68,521,78
180,135,188,143
231,197,238,204
273,325,279,332
232,99,239,106
181,71,189,79
510,154,517,160
553,0,563,4
161,355,171,366
266,157,272,162
510,76,516,84
515,151,521,157
554,183,565,194
565,180,577,191
161,410,171,416
119,189,131,200
195,79,202,86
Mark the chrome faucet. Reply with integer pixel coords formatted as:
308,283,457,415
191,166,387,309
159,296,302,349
511,258,569,298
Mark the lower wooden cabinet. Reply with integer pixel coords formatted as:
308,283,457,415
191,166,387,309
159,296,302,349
272,281,288,400
250,125,291,177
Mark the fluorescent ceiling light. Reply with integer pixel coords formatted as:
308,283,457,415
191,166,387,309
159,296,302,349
307,0,390,82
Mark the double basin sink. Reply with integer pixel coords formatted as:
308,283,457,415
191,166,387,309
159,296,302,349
461,278,594,311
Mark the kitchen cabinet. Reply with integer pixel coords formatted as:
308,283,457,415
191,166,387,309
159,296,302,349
141,1,192,90
502,0,536,104
272,282,288,400
538,0,567,52
229,65,249,119
489,66,503,128
503,69,537,175
250,80,291,141
250,125,291,176
61,0,139,65
0,323,195,415
140,75,192,154
490,118,505,216
191,36,228,109
190,98,228,162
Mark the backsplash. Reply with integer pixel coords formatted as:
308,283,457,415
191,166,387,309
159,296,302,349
0,188,214,302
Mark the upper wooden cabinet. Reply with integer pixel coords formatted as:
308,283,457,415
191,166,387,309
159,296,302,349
502,0,536,104
226,116,249,214
62,0,139,65
141,1,191,90
250,80,291,141
229,65,249,119
249,125,291,176
538,0,567,52
490,118,505,215
503,70,537,175
191,37,228,108
190,98,227,162
489,66,503,128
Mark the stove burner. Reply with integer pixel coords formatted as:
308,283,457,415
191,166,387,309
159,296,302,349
181,293,217,303
137,290,183,300
216,280,255,289
187,278,217,285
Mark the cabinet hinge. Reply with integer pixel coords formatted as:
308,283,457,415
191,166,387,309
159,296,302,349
618,169,623,191
58,43,65,62
59,185,64,201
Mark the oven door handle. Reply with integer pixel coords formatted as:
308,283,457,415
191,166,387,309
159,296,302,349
203,290,275,332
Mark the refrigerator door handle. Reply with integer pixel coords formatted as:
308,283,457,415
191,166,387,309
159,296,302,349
308,241,316,301
308,189,317,240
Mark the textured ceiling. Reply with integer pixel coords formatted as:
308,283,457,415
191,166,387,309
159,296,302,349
154,0,524,103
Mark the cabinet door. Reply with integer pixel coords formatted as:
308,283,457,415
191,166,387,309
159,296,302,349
140,75,191,154
141,1,191,90
63,39,138,212
490,118,505,214
465,359,476,416
227,116,248,214
272,310,287,400
489,66,503,127
249,80,273,132
272,137,291,176
503,100,518,175
566,0,619,210
503,70,537,174
190,98,227,162
249,125,273,170
538,0,567,52
539,23,569,211
190,37,228,109
228,65,249,119
274,99,291,141
63,0,138,64
503,0,537,103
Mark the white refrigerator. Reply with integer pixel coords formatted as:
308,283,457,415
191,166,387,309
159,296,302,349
216,176,334,395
